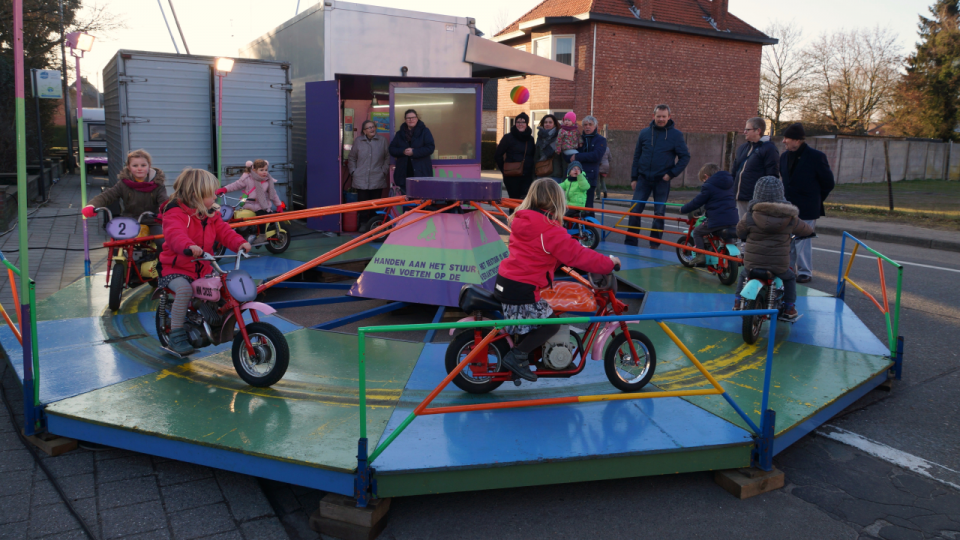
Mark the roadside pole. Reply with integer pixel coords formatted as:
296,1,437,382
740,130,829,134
30,69,47,201
14,0,42,436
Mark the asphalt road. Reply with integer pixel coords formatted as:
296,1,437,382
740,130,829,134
364,218,960,540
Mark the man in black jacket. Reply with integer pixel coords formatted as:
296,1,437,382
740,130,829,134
780,123,835,283
625,105,690,248
731,117,780,220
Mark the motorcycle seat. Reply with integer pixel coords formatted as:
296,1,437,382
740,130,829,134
718,228,738,242
459,285,502,313
748,268,775,280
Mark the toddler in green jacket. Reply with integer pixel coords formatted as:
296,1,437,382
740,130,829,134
560,160,589,210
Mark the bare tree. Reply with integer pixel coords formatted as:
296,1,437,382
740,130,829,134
804,26,901,133
759,21,807,136
490,6,512,36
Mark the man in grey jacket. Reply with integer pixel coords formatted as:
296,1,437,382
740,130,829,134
348,120,390,228
731,117,780,220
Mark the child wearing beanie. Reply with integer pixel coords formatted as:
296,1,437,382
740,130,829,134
560,160,590,211
734,176,813,321
557,111,580,156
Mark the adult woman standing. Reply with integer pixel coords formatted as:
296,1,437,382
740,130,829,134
348,120,390,226
569,115,607,210
534,114,563,180
389,109,435,194
494,112,536,199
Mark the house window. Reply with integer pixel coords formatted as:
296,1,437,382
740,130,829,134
504,116,514,134
533,35,575,66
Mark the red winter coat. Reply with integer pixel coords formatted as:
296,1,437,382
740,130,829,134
159,201,246,279
498,209,614,301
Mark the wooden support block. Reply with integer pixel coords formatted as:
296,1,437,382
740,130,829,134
714,466,785,499
309,494,390,540
22,430,78,457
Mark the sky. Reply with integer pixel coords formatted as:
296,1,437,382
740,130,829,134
77,0,936,91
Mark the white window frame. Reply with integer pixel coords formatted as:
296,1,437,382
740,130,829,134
533,35,575,67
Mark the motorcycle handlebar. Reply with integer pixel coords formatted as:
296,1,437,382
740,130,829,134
94,207,113,222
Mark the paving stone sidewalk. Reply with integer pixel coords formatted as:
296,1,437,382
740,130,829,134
0,173,301,540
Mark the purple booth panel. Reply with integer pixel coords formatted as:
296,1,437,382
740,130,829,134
405,177,502,202
306,81,342,231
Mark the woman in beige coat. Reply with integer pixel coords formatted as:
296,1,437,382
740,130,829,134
348,120,390,227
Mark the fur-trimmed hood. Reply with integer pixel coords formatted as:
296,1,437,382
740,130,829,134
751,202,800,234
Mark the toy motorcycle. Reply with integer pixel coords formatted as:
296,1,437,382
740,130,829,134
154,250,289,387
216,194,290,255
446,262,657,393
675,214,741,285
738,233,814,344
97,208,161,311
565,211,601,250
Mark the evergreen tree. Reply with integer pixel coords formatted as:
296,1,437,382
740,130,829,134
891,1,960,140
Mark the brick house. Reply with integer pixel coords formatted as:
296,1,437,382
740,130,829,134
493,0,775,141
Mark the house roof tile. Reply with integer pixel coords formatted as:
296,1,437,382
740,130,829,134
496,0,767,40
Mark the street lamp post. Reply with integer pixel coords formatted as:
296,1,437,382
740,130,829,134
215,58,234,182
66,31,95,276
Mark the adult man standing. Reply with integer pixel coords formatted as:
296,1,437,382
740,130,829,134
780,123,834,283
732,117,780,220
625,105,690,248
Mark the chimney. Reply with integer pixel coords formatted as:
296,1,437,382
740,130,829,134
634,0,653,20
711,0,728,29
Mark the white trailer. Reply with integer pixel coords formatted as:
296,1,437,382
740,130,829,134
102,50,293,202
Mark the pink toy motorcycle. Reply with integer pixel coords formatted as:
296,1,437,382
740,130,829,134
153,250,290,387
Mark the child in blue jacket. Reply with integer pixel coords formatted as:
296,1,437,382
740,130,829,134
679,163,739,265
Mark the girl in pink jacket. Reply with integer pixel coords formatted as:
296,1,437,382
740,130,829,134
215,159,284,214
159,169,250,356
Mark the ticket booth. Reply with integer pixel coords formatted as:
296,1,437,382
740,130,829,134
240,1,573,230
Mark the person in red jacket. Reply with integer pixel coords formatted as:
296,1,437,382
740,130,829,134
158,169,251,356
495,178,620,381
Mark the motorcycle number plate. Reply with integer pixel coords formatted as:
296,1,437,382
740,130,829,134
225,270,257,302
106,217,141,240
219,205,235,221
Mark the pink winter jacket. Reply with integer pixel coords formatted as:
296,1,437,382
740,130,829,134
221,172,282,212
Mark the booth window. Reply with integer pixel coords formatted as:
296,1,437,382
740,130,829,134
534,35,575,66
394,87,477,161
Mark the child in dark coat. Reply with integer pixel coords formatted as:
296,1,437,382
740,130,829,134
735,176,813,321
679,163,738,265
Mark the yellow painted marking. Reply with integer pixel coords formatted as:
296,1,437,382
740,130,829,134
215,428,237,442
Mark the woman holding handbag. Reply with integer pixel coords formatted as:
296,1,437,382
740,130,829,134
534,114,564,181
494,112,536,199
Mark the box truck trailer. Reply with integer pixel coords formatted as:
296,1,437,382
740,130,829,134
102,50,293,202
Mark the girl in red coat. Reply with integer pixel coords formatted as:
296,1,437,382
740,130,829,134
495,178,620,381
158,169,251,355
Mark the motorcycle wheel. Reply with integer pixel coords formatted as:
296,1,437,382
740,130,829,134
603,330,656,392
365,215,388,243
741,293,767,345
718,247,740,286
232,322,290,387
578,225,600,250
675,236,697,268
265,223,290,254
109,262,125,311
445,330,510,394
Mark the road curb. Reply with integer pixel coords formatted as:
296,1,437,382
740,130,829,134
814,225,960,254
601,196,960,254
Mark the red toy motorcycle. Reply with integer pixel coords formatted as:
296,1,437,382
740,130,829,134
446,265,657,393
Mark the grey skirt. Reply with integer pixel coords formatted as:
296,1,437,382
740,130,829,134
501,300,553,335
